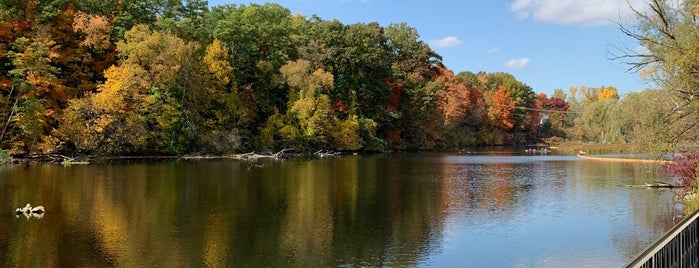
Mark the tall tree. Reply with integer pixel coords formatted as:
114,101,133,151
616,0,699,150
488,85,515,132
3,36,62,154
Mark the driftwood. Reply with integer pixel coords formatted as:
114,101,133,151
314,149,340,158
28,148,321,164
183,148,296,161
625,182,681,188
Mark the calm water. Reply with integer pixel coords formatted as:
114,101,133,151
0,151,683,267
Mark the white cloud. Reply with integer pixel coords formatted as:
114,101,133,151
487,47,499,54
504,57,531,69
510,0,648,27
428,36,463,49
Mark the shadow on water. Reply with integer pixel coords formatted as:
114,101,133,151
0,152,682,267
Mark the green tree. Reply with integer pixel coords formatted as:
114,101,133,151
612,89,697,153
617,0,699,151
382,23,441,148
581,97,617,143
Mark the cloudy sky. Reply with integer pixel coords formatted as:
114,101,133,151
208,0,653,96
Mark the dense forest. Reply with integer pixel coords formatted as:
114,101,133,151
0,0,697,157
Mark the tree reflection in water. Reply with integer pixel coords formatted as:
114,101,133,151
0,153,681,267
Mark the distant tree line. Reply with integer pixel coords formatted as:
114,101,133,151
4,0,697,157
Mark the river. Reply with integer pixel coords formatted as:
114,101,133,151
0,151,682,267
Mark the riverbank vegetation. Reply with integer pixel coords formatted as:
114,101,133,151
0,1,567,157
1,0,699,162
615,0,699,214
665,150,699,214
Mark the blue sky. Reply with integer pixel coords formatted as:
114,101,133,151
207,0,653,96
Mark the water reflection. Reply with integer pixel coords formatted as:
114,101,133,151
0,153,682,267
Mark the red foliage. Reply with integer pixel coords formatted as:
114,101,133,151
335,99,347,113
665,149,699,188
544,96,569,112
386,79,403,112
11,20,31,32
385,129,401,143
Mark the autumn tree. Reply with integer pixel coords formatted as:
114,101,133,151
381,23,441,149
597,86,619,100
436,67,472,128
483,85,516,144
539,93,570,140
2,36,63,154
277,59,362,151
476,72,536,142
61,25,215,154
489,85,515,131
72,11,112,51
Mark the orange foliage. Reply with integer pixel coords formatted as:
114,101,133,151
436,66,473,127
0,20,10,57
0,78,12,91
489,85,515,130
73,11,112,51
597,87,618,100
466,85,485,125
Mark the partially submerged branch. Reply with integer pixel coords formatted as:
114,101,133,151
625,182,681,188
314,149,340,158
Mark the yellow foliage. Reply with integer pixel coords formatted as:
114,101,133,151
204,39,233,85
597,87,619,100
310,68,334,90
94,65,150,113
280,59,311,90
280,59,334,100
331,116,362,151
291,94,333,138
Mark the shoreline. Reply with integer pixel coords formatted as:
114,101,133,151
576,153,670,164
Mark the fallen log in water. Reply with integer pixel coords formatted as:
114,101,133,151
625,182,681,188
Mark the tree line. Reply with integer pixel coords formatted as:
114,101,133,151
4,0,692,157
0,1,571,156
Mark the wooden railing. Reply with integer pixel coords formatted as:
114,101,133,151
625,208,699,268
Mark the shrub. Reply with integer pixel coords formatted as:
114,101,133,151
665,149,699,188
0,149,12,165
